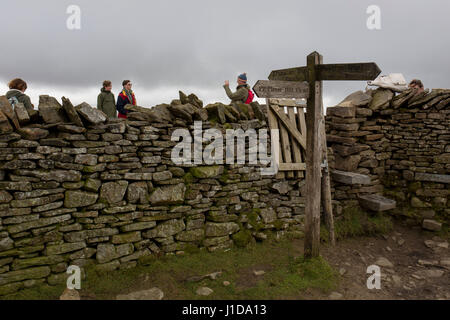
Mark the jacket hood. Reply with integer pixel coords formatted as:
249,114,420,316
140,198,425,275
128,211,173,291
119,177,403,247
101,87,111,93
6,89,24,99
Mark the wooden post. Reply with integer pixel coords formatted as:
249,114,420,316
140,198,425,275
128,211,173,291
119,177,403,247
304,52,323,258
318,54,336,247
320,115,336,246
266,54,381,256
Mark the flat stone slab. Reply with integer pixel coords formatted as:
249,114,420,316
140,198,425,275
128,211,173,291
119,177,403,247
358,194,396,212
415,173,450,184
331,170,371,185
116,288,164,300
422,219,442,232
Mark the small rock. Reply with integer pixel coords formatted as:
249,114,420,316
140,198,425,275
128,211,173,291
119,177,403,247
424,240,436,248
423,269,444,278
196,287,214,296
436,242,448,249
411,274,423,280
440,258,450,268
223,281,231,286
60,288,80,300
328,292,343,300
392,275,402,286
403,285,413,291
397,239,405,246
386,246,392,252
418,259,439,266
116,288,164,300
422,219,442,232
339,268,347,276
253,270,266,276
207,271,222,280
375,257,394,268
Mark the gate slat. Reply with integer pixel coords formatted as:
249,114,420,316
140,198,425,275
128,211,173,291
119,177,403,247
278,106,294,178
287,106,304,178
266,99,284,179
269,103,307,150
297,107,307,163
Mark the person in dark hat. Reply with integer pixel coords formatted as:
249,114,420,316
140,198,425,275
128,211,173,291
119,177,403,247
223,73,254,104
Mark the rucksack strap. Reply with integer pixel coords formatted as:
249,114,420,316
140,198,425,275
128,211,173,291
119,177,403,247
8,96,19,107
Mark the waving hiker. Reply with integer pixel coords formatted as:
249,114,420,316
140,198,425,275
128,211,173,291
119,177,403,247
116,80,136,119
223,73,255,105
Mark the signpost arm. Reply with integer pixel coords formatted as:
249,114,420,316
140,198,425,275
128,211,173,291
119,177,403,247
304,52,322,258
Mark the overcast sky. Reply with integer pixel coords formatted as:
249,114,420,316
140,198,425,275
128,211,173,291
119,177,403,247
1,0,449,108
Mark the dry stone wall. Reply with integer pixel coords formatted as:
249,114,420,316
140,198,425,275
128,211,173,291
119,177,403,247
326,88,450,230
0,85,448,296
0,92,305,296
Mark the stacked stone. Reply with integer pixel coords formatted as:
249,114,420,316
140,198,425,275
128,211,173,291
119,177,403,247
0,92,304,296
382,89,450,230
325,87,449,230
325,90,386,208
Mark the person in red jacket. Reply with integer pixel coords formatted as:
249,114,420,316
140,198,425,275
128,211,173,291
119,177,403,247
116,80,136,119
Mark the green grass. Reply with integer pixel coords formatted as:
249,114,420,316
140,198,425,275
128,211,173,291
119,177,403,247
321,207,394,243
3,239,339,300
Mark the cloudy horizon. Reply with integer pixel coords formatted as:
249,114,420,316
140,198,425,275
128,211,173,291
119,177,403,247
1,0,449,109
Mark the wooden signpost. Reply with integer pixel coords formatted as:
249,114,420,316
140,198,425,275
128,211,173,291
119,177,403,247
269,62,381,82
253,80,309,99
267,52,381,258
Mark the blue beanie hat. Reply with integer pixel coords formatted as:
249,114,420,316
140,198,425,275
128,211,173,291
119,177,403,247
238,73,247,81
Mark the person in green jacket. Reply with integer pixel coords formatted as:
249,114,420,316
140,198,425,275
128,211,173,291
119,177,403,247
6,78,34,111
223,73,253,104
97,80,117,118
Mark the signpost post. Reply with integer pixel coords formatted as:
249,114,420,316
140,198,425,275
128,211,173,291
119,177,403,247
267,52,381,258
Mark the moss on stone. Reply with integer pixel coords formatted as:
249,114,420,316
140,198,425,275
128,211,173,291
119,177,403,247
189,166,222,179
408,181,421,193
246,209,264,232
232,230,253,248
183,172,195,185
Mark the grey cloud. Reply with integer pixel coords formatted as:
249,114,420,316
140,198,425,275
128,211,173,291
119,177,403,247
0,0,449,107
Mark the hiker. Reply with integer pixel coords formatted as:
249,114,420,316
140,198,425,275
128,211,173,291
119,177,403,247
6,78,34,111
97,80,117,118
116,80,136,119
408,79,424,93
223,73,254,105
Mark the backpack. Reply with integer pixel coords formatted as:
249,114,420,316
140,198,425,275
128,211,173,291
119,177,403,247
8,96,19,107
245,89,254,104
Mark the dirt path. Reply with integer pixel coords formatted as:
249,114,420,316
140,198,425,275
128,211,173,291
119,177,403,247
305,222,450,300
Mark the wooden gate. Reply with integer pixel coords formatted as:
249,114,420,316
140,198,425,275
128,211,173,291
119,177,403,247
266,98,307,179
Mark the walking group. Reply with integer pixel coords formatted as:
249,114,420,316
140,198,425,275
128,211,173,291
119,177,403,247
5,72,257,120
